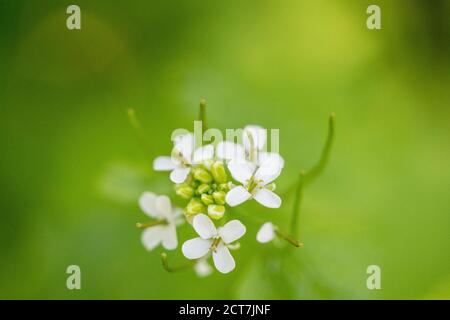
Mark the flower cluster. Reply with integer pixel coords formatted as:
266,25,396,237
137,125,285,274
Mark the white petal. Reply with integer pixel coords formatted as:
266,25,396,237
169,167,190,183
139,192,158,218
216,141,245,161
225,186,252,207
182,237,212,259
253,160,282,185
212,243,235,274
192,144,214,164
153,156,177,171
258,152,284,169
256,222,275,243
253,188,281,208
219,220,246,244
227,160,255,184
155,195,172,218
173,133,194,161
193,214,217,239
243,125,267,151
161,224,178,250
194,259,213,277
172,208,184,225
141,226,163,251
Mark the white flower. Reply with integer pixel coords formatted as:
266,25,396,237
139,192,183,251
153,133,214,183
216,125,284,168
225,157,282,208
182,214,246,274
256,222,276,243
194,258,213,277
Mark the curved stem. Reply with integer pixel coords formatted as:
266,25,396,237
127,108,152,153
290,171,305,237
136,220,166,229
289,113,335,237
304,113,335,186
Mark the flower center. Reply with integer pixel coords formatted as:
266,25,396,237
172,150,190,167
210,237,222,252
246,176,263,195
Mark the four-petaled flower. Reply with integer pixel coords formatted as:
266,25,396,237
153,133,214,183
182,214,246,274
139,192,183,251
225,156,282,208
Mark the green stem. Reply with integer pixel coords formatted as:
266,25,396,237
290,171,305,237
199,98,207,132
161,252,195,273
304,113,335,186
127,108,152,153
136,220,167,229
288,113,335,237
275,228,304,248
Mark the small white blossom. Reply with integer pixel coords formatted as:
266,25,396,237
139,192,183,251
153,133,214,183
194,258,213,277
182,214,246,274
256,222,276,243
225,157,282,208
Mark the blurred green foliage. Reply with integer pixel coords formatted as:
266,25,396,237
0,0,449,299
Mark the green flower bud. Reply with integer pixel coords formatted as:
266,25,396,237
265,182,276,191
211,161,227,183
201,194,215,206
197,183,211,195
212,191,226,205
207,204,225,220
193,168,213,183
191,179,200,189
186,198,206,216
175,184,194,199
218,183,231,192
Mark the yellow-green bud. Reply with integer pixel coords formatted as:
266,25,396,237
201,194,215,206
265,182,276,191
197,183,211,194
204,159,214,169
193,168,213,183
186,198,206,216
208,204,225,220
212,191,226,205
218,183,231,192
211,161,227,183
175,185,194,199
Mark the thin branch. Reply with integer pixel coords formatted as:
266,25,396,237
289,113,336,237
304,113,336,186
290,171,305,237
198,98,207,132
127,108,152,153
275,228,304,248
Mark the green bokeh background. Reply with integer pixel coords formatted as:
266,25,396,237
0,0,449,299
